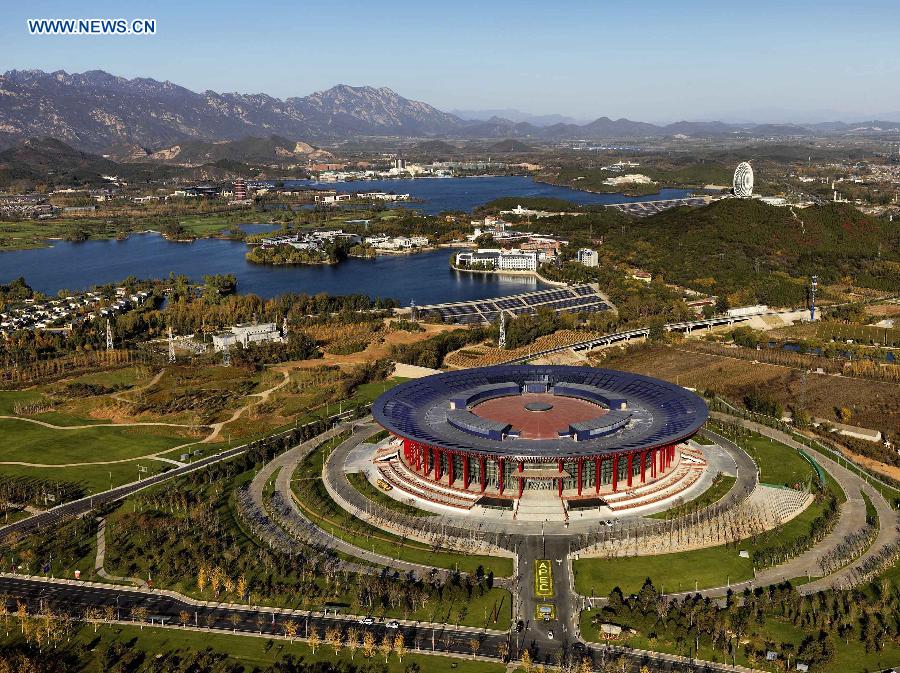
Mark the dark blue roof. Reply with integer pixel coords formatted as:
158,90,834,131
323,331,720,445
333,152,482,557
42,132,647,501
373,365,708,459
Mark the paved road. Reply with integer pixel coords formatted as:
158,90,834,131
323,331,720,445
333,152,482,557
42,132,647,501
0,575,759,672
710,414,898,593
0,444,250,540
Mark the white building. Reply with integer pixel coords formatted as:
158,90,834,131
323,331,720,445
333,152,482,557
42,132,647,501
733,162,754,198
577,248,599,267
603,174,655,186
726,304,768,318
212,323,283,352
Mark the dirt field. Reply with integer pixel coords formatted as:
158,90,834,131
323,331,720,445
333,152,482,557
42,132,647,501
594,343,900,475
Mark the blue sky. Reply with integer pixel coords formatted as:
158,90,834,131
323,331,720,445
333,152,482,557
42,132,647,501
2,0,899,123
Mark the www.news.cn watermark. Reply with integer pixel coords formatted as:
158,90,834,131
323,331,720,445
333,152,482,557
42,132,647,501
28,18,156,35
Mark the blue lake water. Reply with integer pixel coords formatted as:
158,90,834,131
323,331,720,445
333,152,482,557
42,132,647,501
0,176,690,300
285,175,692,215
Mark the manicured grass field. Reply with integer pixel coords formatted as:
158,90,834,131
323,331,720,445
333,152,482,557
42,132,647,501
293,478,514,578
647,474,736,519
0,622,506,673
346,471,431,517
579,606,898,673
573,546,754,596
0,417,191,464
740,435,815,487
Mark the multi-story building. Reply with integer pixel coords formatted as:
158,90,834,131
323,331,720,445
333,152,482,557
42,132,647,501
212,323,283,352
233,179,248,201
577,248,599,267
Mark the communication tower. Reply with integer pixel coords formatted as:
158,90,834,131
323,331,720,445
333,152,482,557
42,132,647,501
168,326,176,364
809,275,818,321
410,299,418,321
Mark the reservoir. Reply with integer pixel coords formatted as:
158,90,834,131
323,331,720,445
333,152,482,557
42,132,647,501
0,177,691,300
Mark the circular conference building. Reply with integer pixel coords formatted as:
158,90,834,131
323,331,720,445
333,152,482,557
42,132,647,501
372,365,709,510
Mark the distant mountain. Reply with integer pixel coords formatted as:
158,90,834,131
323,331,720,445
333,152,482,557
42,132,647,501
451,108,582,127
123,135,332,165
0,70,466,150
0,137,119,186
1,69,898,151
0,137,258,190
487,139,536,153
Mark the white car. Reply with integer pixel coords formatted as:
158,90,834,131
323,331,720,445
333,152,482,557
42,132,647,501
386,620,400,629
358,616,374,625
547,630,554,639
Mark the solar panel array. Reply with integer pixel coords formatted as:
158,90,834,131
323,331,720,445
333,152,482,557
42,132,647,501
606,197,708,217
417,284,610,324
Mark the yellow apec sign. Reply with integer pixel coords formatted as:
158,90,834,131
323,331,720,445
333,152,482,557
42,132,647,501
534,559,554,598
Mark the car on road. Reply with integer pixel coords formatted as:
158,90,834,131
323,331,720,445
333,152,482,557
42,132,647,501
604,519,614,527
376,479,393,491
386,620,400,629
547,629,554,639
358,616,374,625
515,620,524,633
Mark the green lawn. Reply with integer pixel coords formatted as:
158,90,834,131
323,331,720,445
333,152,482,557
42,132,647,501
741,435,815,487
292,477,513,578
0,459,170,495
575,472,845,597
647,474,736,519
573,546,754,596
346,471,432,517
0,417,191,463
0,621,506,673
580,607,899,673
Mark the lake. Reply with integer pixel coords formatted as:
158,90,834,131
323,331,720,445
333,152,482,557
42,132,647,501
0,176,690,300
284,175,692,215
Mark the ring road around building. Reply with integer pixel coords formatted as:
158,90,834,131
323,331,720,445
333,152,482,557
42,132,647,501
371,365,708,506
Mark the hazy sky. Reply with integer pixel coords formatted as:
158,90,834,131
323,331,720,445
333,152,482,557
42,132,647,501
3,0,899,123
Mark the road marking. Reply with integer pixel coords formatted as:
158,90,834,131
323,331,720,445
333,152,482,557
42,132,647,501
534,559,553,598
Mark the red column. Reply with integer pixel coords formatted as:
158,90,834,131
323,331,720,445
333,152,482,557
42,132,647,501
479,456,486,493
612,453,619,492
659,446,665,473
577,458,583,496
595,457,601,494
627,453,633,488
433,447,440,479
448,453,455,486
517,461,524,498
640,450,647,483
463,454,470,489
498,458,505,495
651,448,657,478
558,460,563,497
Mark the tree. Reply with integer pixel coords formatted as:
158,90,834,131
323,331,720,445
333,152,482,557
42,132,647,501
229,612,240,633
394,632,407,662
131,606,148,630
179,610,190,628
380,633,393,662
326,626,342,655
521,649,533,672
363,630,376,658
283,619,298,644
346,626,360,659
306,624,318,651
469,637,480,659
497,641,509,662
84,607,103,633
236,575,248,601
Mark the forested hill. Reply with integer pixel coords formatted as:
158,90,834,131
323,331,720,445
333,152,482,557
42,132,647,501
603,199,899,306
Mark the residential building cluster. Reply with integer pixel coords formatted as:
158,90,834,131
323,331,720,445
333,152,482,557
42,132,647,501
362,234,430,250
256,229,362,252
0,287,150,334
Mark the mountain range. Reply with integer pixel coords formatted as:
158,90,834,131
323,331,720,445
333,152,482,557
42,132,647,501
1,69,899,152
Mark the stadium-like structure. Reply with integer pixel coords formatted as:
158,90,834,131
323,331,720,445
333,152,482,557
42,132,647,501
372,365,708,506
